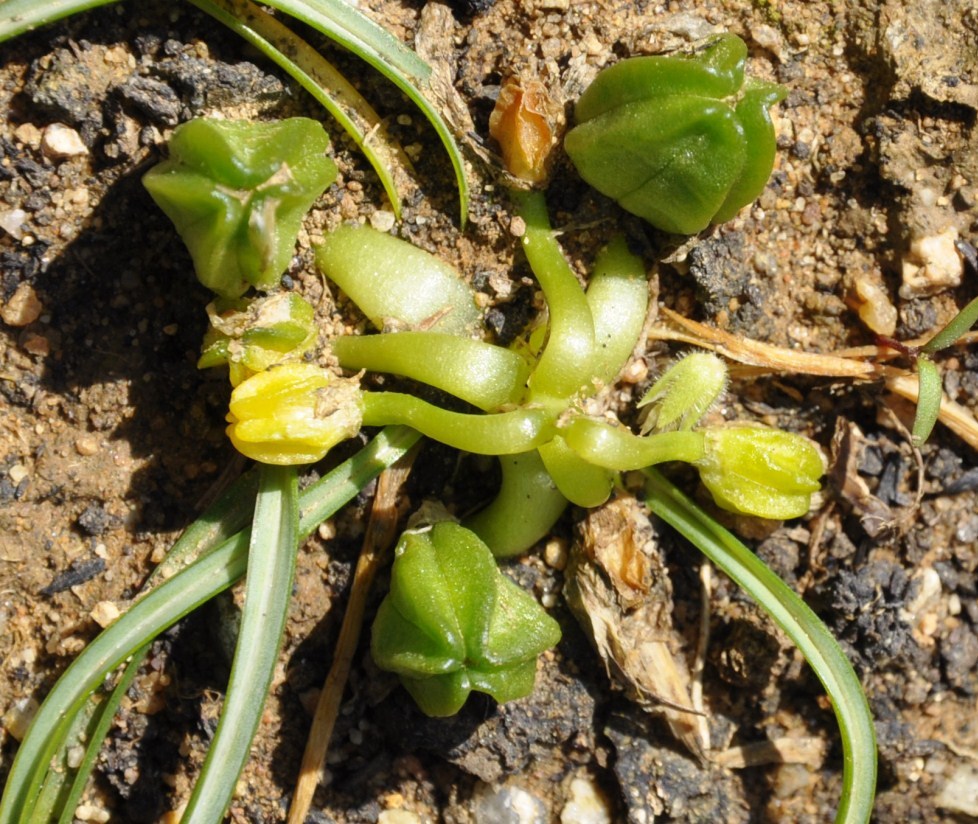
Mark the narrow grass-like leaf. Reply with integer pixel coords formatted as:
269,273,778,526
0,0,116,40
921,293,978,354
181,464,299,823
262,0,470,223
0,427,420,824
643,468,877,824
189,0,414,218
54,645,145,824
911,354,942,447
31,691,102,823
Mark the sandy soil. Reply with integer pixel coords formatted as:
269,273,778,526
2,0,978,821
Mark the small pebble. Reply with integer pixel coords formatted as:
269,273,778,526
900,226,963,298
936,763,978,817
74,803,111,823
40,123,88,160
91,601,121,628
560,775,613,824
66,744,85,769
13,122,42,149
2,697,39,741
378,812,422,824
849,276,897,336
370,210,397,232
75,435,100,456
472,782,547,824
544,537,568,570
0,208,28,240
21,332,51,356
8,464,29,485
1,283,44,327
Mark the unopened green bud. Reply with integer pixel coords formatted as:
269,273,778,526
371,521,561,716
695,426,823,519
225,363,362,465
564,34,785,234
639,352,728,433
198,293,318,386
143,118,337,297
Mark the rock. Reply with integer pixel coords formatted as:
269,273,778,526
900,227,963,298
936,763,978,817
40,123,88,160
559,774,613,824
849,275,898,336
1,282,44,326
472,782,547,824
0,209,28,240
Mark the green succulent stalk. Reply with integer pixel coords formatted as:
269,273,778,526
333,332,531,412
143,118,337,297
463,451,570,557
371,520,561,716
564,34,786,234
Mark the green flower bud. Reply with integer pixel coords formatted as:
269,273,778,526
371,521,561,716
639,352,728,433
143,118,337,297
564,34,786,234
225,363,362,465
695,426,823,519
198,293,318,386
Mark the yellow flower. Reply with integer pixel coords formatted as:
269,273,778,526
225,363,363,465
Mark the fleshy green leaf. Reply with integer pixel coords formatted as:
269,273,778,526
371,522,561,716
143,118,337,297
316,224,481,336
333,332,531,412
565,34,785,234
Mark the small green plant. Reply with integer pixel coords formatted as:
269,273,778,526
143,118,337,297
371,520,561,717
564,33,785,234
0,8,879,823
885,241,978,446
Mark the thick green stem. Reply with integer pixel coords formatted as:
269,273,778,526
464,451,569,557
562,416,705,470
513,190,596,400
537,436,614,507
586,236,649,385
362,392,555,454
334,332,530,411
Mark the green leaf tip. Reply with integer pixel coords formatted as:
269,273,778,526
143,117,337,297
371,521,561,716
564,33,786,234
